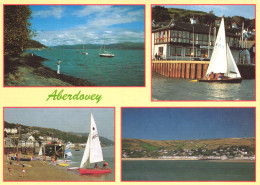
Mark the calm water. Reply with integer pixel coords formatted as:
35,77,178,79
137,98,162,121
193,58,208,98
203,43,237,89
56,146,114,181
122,160,255,181
27,49,144,86
152,73,255,100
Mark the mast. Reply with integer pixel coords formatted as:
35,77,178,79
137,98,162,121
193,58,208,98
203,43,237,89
88,111,91,168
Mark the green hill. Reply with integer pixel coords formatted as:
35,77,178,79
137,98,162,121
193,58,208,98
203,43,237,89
4,121,114,146
26,39,47,49
122,138,255,152
51,42,144,50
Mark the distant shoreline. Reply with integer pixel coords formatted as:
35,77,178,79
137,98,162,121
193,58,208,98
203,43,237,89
4,53,94,86
122,158,255,162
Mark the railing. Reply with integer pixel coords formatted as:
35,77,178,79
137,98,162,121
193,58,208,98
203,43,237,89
152,55,210,61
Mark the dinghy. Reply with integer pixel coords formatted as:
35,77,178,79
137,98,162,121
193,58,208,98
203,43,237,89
199,17,242,83
79,113,112,175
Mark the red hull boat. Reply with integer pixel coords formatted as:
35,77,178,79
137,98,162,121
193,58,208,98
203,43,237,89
79,168,112,175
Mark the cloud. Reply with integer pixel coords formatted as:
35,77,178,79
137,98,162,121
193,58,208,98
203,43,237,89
33,6,65,19
74,6,144,27
34,27,144,46
32,5,144,46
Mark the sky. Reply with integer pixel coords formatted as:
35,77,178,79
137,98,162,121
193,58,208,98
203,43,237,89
4,108,114,141
29,5,145,46
122,108,255,140
163,5,255,19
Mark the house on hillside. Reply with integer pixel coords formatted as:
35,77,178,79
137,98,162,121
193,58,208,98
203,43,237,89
20,133,39,147
152,19,241,63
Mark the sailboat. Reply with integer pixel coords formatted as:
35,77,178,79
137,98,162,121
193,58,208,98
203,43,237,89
82,45,88,55
99,36,115,57
79,113,112,175
199,17,242,83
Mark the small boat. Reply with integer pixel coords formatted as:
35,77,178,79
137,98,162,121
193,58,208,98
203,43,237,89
11,156,31,161
82,45,88,55
79,113,112,175
199,17,242,83
64,143,73,159
99,36,114,57
58,163,70,167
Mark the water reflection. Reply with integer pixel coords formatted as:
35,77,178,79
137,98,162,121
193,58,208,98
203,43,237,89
152,73,255,100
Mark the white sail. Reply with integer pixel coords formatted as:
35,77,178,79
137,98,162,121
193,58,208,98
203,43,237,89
226,44,241,78
38,147,43,156
64,143,73,159
206,17,227,75
80,113,103,168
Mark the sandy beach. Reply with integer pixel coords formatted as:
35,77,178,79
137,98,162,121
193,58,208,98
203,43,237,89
122,158,255,162
4,156,82,181
4,53,94,86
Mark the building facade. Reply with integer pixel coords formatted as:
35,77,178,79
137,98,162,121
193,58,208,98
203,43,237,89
152,20,241,63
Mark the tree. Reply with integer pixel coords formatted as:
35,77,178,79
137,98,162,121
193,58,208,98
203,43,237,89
4,5,32,56
152,6,171,22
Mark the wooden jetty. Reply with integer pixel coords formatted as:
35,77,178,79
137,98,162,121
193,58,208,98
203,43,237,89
152,60,209,79
152,61,255,79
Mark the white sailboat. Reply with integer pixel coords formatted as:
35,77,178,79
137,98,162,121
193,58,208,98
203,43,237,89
78,113,112,175
99,36,114,57
64,143,73,159
199,17,242,83
82,45,88,55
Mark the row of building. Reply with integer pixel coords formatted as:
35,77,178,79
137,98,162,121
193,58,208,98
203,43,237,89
152,18,255,64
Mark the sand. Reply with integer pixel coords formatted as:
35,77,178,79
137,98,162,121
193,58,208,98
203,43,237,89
4,53,94,86
4,156,82,181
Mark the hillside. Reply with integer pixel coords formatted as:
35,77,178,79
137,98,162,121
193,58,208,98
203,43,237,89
51,42,144,50
122,138,255,151
26,39,47,49
4,121,114,146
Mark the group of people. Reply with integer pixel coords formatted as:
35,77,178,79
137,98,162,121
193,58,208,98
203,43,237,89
94,161,110,170
7,162,25,178
208,72,226,80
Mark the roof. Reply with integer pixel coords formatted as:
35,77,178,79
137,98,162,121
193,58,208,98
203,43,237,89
152,22,238,37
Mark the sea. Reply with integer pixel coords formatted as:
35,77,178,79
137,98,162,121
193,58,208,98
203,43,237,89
152,72,255,100
122,160,255,181
27,49,144,86
56,146,114,181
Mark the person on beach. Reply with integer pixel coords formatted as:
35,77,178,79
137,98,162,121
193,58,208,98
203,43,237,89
43,154,46,166
8,162,12,176
16,153,20,165
57,59,62,74
51,155,56,164
21,165,25,178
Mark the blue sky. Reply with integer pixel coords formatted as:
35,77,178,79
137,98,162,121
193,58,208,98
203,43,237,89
4,108,114,141
29,5,145,46
163,5,255,19
122,108,255,140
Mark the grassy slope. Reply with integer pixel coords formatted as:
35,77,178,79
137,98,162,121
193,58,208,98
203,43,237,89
122,138,255,151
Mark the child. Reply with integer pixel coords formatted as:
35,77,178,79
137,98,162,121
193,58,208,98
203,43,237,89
8,162,12,176
22,165,25,178
43,154,46,166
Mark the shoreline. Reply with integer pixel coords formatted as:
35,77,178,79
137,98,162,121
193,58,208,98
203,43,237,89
122,158,255,162
4,53,95,86
4,156,82,181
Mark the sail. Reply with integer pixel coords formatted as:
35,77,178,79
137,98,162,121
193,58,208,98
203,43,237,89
38,147,43,156
206,17,227,75
64,143,73,159
226,44,241,78
80,113,103,168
